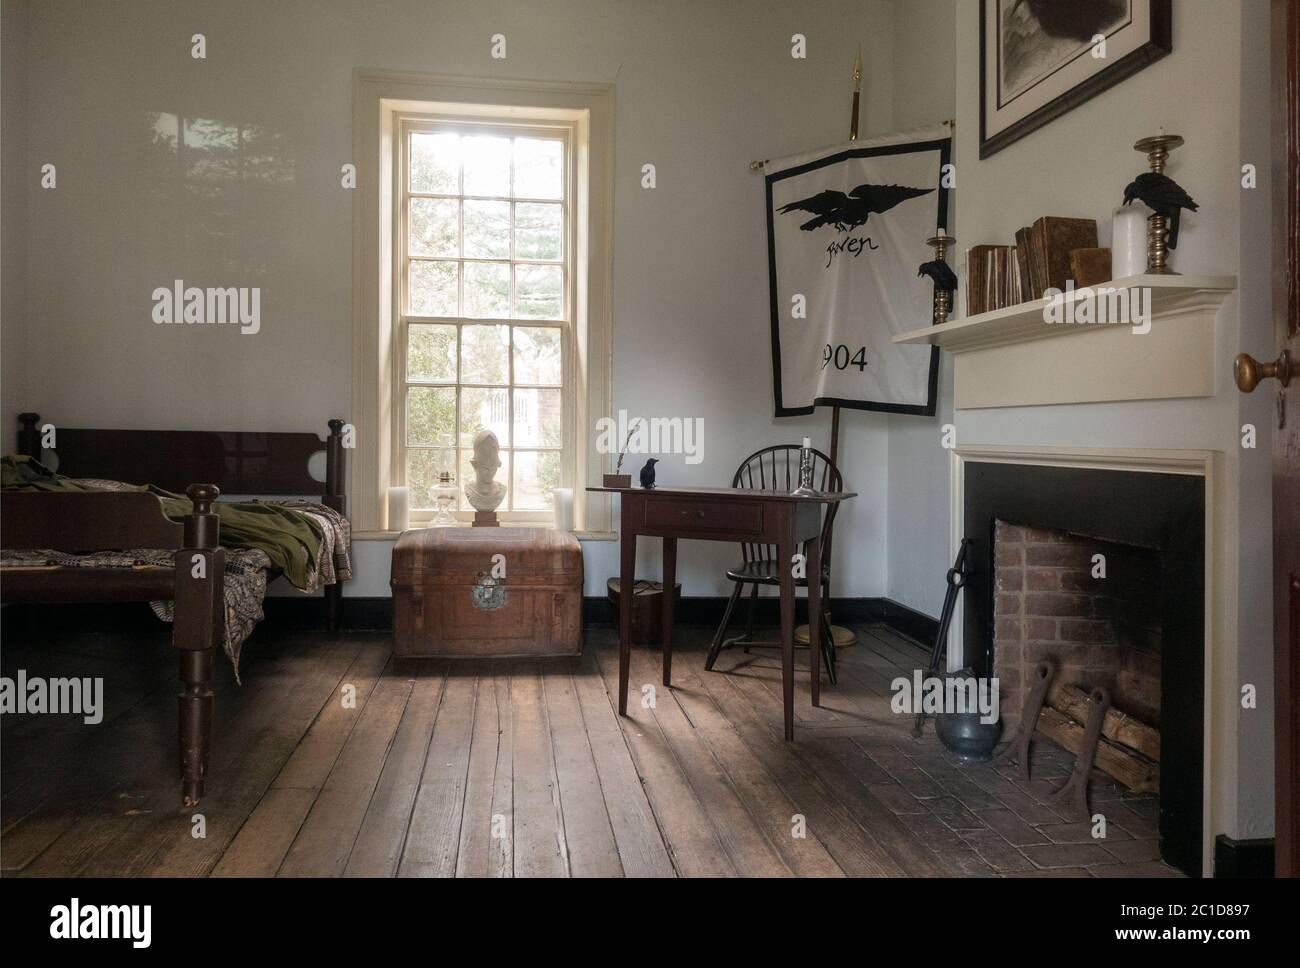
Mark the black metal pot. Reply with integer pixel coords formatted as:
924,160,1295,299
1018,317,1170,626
935,710,1003,761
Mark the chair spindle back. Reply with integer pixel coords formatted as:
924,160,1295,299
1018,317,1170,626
731,445,843,566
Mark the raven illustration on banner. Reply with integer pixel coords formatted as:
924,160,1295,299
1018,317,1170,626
778,183,934,233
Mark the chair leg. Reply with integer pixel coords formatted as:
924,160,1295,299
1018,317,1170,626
742,582,759,653
819,607,838,685
705,581,745,672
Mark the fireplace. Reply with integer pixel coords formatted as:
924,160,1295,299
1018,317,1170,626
994,520,1162,791
961,460,1205,876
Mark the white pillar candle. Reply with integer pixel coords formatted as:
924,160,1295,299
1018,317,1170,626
1111,206,1146,280
553,488,574,532
802,436,811,450
387,486,410,532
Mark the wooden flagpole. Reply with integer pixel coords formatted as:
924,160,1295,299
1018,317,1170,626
816,47,864,649
828,45,862,473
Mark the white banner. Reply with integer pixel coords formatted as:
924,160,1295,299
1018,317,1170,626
765,125,950,416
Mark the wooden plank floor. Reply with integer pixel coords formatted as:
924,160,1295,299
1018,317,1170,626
0,620,1179,878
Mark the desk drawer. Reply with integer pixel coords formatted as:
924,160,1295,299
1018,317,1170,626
643,497,764,535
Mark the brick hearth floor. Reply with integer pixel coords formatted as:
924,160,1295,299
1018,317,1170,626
881,735,1178,877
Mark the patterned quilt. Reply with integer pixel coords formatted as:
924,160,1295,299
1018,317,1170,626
1,547,272,678
0,487,352,680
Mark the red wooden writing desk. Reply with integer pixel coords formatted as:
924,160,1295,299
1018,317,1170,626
588,484,856,740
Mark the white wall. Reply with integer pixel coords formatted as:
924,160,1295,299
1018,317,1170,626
6,0,898,600
885,0,1276,843
1,0,29,456
885,0,956,618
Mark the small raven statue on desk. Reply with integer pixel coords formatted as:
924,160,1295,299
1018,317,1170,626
1123,172,1199,249
918,259,958,292
639,458,659,489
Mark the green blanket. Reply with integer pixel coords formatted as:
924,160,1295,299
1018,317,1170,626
1,455,323,590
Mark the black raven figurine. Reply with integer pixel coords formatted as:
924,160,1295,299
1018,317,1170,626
918,260,958,292
779,183,934,234
639,458,659,489
1123,172,1199,249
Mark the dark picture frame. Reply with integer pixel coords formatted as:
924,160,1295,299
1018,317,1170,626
979,0,1172,159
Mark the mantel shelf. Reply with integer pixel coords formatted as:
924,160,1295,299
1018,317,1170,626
892,273,1237,410
893,274,1237,354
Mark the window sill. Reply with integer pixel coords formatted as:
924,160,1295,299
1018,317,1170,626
351,527,616,541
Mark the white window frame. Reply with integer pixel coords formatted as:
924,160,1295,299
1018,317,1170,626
352,71,614,534
395,115,574,524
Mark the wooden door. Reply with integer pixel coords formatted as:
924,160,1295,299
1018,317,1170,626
1240,0,1299,878
1272,0,1299,878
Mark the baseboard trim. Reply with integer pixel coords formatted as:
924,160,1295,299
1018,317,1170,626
581,594,938,643
1214,834,1275,878
865,599,941,653
3,595,942,645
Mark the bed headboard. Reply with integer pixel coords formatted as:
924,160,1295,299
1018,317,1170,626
16,412,348,515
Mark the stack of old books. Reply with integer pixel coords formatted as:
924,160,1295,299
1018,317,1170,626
965,216,1098,317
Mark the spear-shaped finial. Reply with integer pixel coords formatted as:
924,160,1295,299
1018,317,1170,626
850,45,862,141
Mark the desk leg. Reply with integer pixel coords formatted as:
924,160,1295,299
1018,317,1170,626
807,531,822,708
662,537,676,687
778,528,795,741
619,529,636,717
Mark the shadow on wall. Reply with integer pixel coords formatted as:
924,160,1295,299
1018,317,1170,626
140,110,295,278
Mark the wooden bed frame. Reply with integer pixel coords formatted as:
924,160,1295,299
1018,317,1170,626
2,412,349,805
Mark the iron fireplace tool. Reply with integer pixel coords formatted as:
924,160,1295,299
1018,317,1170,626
912,538,971,738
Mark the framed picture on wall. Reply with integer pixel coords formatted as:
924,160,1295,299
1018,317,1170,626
980,0,1172,159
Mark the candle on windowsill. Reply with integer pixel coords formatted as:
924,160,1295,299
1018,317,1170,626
553,488,574,532
387,485,410,532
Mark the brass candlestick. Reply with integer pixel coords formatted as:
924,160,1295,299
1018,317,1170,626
1133,132,1184,275
926,229,957,324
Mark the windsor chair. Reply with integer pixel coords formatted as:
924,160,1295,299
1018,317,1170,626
703,444,842,683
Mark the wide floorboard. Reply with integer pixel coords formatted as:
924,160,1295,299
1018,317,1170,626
1,621,1179,878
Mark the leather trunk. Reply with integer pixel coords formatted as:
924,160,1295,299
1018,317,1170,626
391,527,583,657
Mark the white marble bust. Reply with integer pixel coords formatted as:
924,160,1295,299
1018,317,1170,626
464,429,506,512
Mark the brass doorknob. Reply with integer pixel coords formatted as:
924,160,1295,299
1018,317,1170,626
1234,350,1291,392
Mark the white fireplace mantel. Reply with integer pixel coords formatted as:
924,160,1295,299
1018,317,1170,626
893,274,1237,409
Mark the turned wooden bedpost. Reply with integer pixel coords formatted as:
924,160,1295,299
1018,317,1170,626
17,412,41,460
324,418,347,514
324,418,347,632
174,483,224,807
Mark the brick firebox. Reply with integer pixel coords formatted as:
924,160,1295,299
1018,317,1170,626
992,519,1162,737
961,459,1202,875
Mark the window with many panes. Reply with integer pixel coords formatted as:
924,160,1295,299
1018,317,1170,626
397,117,570,521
